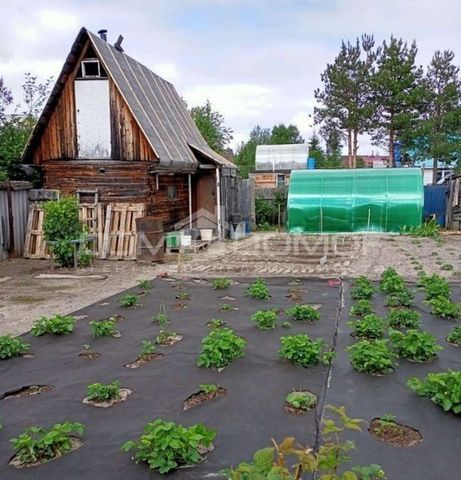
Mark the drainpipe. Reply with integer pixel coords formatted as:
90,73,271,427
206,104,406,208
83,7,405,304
188,173,192,229
216,167,222,239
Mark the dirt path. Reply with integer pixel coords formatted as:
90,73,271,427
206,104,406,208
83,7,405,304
1,232,460,335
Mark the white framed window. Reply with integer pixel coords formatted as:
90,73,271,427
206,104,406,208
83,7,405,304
81,59,102,78
277,174,285,187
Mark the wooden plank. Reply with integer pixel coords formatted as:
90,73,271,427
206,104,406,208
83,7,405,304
101,204,112,259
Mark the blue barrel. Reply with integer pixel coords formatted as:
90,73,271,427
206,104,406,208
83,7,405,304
307,157,316,169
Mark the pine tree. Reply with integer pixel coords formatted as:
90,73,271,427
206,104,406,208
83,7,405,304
308,133,326,167
270,123,304,144
234,126,271,178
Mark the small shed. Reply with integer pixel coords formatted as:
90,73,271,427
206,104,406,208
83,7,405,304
287,169,424,233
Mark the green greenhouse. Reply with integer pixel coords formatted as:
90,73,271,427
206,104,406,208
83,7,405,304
287,168,423,233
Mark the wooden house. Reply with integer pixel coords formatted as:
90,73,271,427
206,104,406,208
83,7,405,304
22,27,238,243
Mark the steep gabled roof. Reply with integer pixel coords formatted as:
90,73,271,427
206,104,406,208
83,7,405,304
23,27,235,170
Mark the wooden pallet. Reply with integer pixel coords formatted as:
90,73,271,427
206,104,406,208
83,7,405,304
24,204,50,259
101,203,145,260
165,239,216,255
79,204,104,255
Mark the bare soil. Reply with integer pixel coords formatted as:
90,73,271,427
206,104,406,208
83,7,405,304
82,388,132,408
125,353,164,368
183,387,227,411
369,418,423,447
1,384,54,400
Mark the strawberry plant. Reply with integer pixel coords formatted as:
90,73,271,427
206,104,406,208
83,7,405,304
389,328,442,362
407,370,461,414
387,308,421,329
120,294,139,308
251,309,279,329
121,419,216,473
199,383,220,394
155,330,180,345
138,279,151,290
246,278,271,300
351,276,375,300
285,304,320,322
447,326,461,346
152,301,168,328
10,422,84,465
350,299,373,317
385,288,414,307
90,318,118,337
140,340,156,357
197,328,247,368
348,314,386,339
0,335,30,359
347,339,397,375
211,278,232,289
279,334,326,368
207,318,225,329
419,273,451,300
285,391,316,411
220,303,236,312
380,267,405,295
281,321,292,328
426,295,461,319
86,381,121,402
31,314,75,336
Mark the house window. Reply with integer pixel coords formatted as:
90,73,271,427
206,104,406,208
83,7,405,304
277,174,285,187
167,185,178,199
76,58,108,79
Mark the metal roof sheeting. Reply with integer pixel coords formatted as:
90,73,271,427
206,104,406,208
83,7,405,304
255,144,309,172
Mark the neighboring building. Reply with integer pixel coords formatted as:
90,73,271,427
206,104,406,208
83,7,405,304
251,144,309,188
22,27,238,236
412,159,453,185
340,155,388,168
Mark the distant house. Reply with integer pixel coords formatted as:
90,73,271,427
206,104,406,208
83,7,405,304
251,144,309,188
340,155,388,168
22,27,238,236
412,159,453,185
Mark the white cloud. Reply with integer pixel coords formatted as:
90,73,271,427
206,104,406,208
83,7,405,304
38,9,80,31
153,63,180,83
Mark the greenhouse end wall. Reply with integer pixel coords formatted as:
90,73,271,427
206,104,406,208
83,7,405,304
287,168,423,233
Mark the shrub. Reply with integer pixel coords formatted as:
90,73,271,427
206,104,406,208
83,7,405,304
348,314,386,339
199,384,220,394
407,370,461,414
426,295,461,319
351,276,375,300
387,308,421,329
211,278,232,290
246,278,271,300
86,381,121,402
197,328,247,368
10,422,84,465
285,391,316,411
447,326,461,346
31,314,75,336
90,319,118,337
347,339,397,375
120,294,139,308
140,340,156,357
385,288,414,307
121,419,216,474
419,273,451,300
285,304,320,322
350,299,373,317
43,197,84,267
401,218,440,238
251,309,279,329
0,335,30,359
279,334,324,368
389,328,442,362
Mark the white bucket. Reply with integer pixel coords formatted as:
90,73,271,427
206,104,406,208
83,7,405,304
200,229,213,241
181,235,192,246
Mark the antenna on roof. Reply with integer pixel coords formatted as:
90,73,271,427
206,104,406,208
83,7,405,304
98,29,108,41
114,35,124,52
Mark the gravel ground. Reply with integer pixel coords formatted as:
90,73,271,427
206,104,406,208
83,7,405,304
1,232,460,335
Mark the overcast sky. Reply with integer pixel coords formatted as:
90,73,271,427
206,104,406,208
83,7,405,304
2,0,460,154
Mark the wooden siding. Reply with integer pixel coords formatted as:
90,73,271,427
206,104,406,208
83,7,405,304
109,79,156,161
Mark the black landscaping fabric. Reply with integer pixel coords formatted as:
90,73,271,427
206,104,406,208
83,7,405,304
325,282,461,479
0,277,340,480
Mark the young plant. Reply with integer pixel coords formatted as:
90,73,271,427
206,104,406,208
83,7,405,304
389,328,442,362
407,370,461,414
10,422,84,465
140,340,156,357
348,314,386,339
86,381,121,402
385,287,414,307
387,308,421,329
380,267,405,295
279,334,325,368
197,328,247,369
175,292,191,300
152,301,169,328
120,294,139,308
207,318,225,329
90,318,118,337
211,278,232,290
447,326,461,346
31,314,76,336
285,391,316,411
155,330,179,345
138,279,151,290
245,278,271,300
224,405,386,479
281,321,292,328
251,309,279,329
426,295,461,320
199,384,220,394
285,304,320,322
219,303,236,312
347,339,397,375
350,299,373,317
121,419,216,474
419,273,451,300
351,276,376,300
0,335,30,359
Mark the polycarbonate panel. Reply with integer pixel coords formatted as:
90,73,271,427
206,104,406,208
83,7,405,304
287,168,423,233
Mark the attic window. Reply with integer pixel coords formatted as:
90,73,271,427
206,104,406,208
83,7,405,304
77,58,107,79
